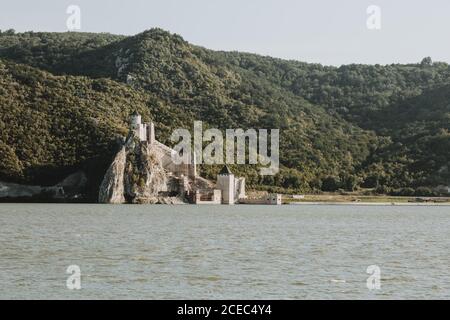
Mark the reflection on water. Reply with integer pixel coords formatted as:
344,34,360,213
0,204,449,299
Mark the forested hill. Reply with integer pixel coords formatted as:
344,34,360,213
0,28,449,197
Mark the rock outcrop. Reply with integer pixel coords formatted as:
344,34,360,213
98,146,126,204
98,136,188,204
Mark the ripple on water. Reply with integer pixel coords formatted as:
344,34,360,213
1,204,450,299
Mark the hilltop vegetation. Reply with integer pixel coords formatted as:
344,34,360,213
0,28,449,197
0,59,148,194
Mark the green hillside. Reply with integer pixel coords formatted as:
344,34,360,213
361,85,450,192
0,59,147,194
0,28,449,197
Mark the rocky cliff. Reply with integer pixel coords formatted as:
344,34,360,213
98,137,186,204
98,146,127,204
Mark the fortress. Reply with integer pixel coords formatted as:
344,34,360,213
128,112,246,205
130,112,197,179
99,113,282,205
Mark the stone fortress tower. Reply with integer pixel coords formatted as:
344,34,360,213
131,111,155,144
217,165,235,205
130,112,194,179
216,165,246,205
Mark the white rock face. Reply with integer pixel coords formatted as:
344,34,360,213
123,142,169,203
98,138,186,204
98,146,126,204
115,49,134,79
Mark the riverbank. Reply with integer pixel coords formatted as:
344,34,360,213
288,201,450,206
1,190,450,205
282,193,450,205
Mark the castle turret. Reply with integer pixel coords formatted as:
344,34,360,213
131,111,141,127
130,112,147,142
217,165,235,205
147,121,155,144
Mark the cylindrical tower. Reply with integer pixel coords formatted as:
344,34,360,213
130,112,141,128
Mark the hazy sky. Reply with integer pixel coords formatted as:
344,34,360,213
1,0,449,65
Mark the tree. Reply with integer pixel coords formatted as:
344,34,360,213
0,142,23,178
321,176,341,192
420,57,432,67
3,29,16,35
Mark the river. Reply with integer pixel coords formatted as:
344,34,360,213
0,204,449,299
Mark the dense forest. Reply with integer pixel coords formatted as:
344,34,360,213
0,28,449,198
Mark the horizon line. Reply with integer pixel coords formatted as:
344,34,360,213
1,27,449,68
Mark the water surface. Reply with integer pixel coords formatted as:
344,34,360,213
0,204,449,299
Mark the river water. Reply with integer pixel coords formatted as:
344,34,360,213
0,204,449,299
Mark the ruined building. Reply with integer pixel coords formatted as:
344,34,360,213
98,113,246,204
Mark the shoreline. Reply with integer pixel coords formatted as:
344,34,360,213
287,201,450,206
1,201,449,206
1,193,450,206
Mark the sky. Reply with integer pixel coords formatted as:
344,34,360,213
0,0,449,66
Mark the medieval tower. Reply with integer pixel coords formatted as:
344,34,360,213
217,165,235,205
